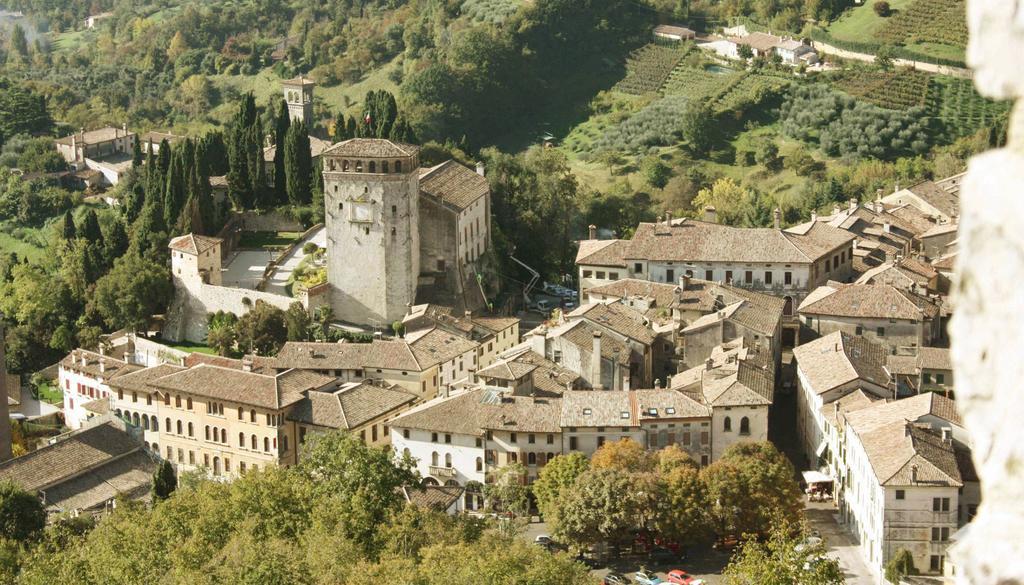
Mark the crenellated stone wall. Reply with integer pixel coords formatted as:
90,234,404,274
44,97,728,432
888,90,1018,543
949,1,1024,582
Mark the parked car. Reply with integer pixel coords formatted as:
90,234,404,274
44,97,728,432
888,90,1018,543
603,573,632,585
633,572,663,585
534,535,554,550
666,570,700,584
575,552,601,569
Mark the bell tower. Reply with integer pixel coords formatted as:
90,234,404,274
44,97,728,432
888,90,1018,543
320,139,420,326
281,76,315,127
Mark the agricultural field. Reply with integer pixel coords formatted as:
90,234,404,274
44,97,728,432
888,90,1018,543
829,69,931,110
662,65,742,102
708,72,791,115
926,76,1011,139
588,95,691,156
826,0,912,43
611,43,692,95
876,0,968,48
461,0,523,24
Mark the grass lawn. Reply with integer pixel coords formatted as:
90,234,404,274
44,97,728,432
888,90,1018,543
827,0,913,43
35,380,63,405
903,41,965,63
0,230,47,263
158,340,217,355
238,230,304,250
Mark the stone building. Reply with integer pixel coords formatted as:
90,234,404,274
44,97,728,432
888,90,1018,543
798,282,942,354
281,76,315,126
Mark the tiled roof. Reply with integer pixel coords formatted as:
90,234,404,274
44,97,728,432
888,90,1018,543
147,364,310,410
321,138,419,158
60,349,137,381
40,449,155,513
0,421,140,492
476,360,537,382
282,75,316,86
921,222,958,238
856,421,962,487
399,485,464,511
700,366,771,407
409,328,479,369
106,363,185,393
560,390,638,427
568,302,656,346
55,127,133,146
182,353,275,374
819,389,882,427
139,131,183,145
653,24,694,36
798,283,940,321
843,392,963,434
933,252,957,271
907,181,959,218
885,355,919,376
576,239,628,267
390,388,562,434
585,279,680,309
635,389,710,419
287,380,417,429
793,331,890,394
917,347,952,371
263,136,332,162
168,233,222,255
499,349,581,396
623,219,852,264
555,321,631,365
273,340,423,372
419,160,489,211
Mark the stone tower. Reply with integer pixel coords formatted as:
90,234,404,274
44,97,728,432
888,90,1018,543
321,139,420,327
282,76,315,127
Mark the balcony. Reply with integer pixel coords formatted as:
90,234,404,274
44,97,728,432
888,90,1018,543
429,465,457,478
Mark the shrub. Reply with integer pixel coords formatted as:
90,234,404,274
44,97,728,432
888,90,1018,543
874,1,891,17
302,242,319,255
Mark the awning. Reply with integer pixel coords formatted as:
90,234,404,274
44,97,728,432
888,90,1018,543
815,439,828,458
802,470,833,484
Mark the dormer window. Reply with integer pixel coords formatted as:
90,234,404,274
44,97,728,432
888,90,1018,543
583,408,592,416
648,408,658,416
621,411,630,419
666,407,676,415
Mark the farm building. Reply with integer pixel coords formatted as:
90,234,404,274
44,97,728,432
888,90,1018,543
653,25,695,42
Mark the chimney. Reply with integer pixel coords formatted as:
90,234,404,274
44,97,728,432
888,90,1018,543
849,198,858,213
531,326,547,357
654,378,662,389
911,463,919,484
705,357,714,371
242,356,253,372
98,344,105,356
464,310,472,319
680,273,691,291
942,427,952,445
894,182,900,193
883,221,891,233
475,161,485,177
811,210,818,222
704,206,718,224
588,224,597,240
591,331,603,390
773,207,781,229
442,384,451,398
666,210,673,225
122,122,127,135
98,358,106,373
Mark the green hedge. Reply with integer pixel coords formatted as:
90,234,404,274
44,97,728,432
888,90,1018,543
810,28,967,69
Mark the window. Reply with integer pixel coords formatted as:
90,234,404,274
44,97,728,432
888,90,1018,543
930,556,944,572
239,432,245,447
597,436,605,447
764,271,772,285
176,420,182,435
251,435,257,449
264,437,270,452
701,431,709,445
634,263,643,273
250,409,256,422
372,426,378,442
152,416,159,432
165,417,171,432
596,271,606,279
784,271,792,285
205,426,210,441
299,427,307,444
187,397,192,410
444,433,452,444
569,437,578,450
933,497,950,512
725,270,733,283
189,451,195,465
547,434,554,445
175,395,181,408
745,270,753,284
510,433,518,443
723,417,732,432
825,259,831,273
932,527,950,542
282,436,289,452
923,372,933,384
739,417,750,435
431,432,438,443
444,453,452,468
896,490,905,500
188,422,194,437
132,391,137,403
431,452,439,466
583,270,593,278
705,270,713,280
877,327,886,337
238,407,243,420
856,325,863,335
395,160,401,173
666,269,675,283
403,429,410,439
221,428,226,443
166,445,173,459
528,434,536,444
476,457,483,472
936,373,945,384
528,452,537,465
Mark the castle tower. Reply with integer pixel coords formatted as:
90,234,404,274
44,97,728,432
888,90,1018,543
321,139,420,326
282,76,315,128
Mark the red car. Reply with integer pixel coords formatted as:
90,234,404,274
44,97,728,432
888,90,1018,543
666,570,703,585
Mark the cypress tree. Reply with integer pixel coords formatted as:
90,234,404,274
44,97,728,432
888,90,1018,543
152,460,177,501
311,157,324,224
193,138,216,234
273,99,290,204
333,111,347,142
132,138,143,167
61,210,76,241
285,122,312,205
103,218,129,265
163,142,188,231
79,209,103,245
227,94,258,209
346,115,357,140
247,120,268,209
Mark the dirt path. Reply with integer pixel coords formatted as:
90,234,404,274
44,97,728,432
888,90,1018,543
812,40,973,79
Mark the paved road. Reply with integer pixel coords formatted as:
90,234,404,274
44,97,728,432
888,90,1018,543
806,503,879,585
811,40,972,79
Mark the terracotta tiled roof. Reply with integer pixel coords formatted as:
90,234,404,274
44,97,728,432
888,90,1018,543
907,181,959,218
916,347,952,371
568,302,656,346
408,328,479,369
273,341,423,372
624,219,852,264
932,252,957,271
554,321,631,365
634,389,710,419
55,127,134,146
419,160,489,211
399,485,464,511
0,421,141,492
798,283,940,320
287,379,417,429
390,388,562,435
486,349,580,396
60,349,137,381
106,363,185,393
576,239,629,267
39,449,155,513
282,75,316,86
653,24,694,37
168,233,222,255
320,138,419,158
586,279,680,309
793,331,890,394
819,389,882,427
854,421,962,487
560,390,638,427
147,364,311,410
476,360,537,382
843,392,962,434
